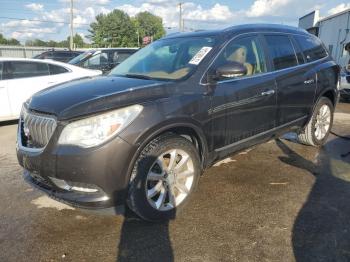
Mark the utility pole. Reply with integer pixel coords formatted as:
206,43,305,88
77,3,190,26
178,2,183,32
70,0,74,50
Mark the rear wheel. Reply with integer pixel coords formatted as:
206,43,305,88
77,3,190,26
297,97,334,146
127,134,201,222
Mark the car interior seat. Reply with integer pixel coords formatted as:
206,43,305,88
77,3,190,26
227,46,253,76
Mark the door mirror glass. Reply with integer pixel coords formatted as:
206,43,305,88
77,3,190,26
216,61,247,79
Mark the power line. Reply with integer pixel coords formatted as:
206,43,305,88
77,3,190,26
0,16,91,26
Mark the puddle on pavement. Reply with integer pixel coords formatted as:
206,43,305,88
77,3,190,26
214,158,237,167
31,196,75,211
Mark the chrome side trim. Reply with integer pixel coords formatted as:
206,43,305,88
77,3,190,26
209,94,263,115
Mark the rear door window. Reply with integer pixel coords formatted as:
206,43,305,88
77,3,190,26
4,61,50,79
83,52,108,67
264,35,298,70
112,52,133,64
44,52,53,59
294,35,328,62
49,64,69,75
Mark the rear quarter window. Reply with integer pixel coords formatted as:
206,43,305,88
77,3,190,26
49,64,69,75
265,35,298,70
294,35,328,62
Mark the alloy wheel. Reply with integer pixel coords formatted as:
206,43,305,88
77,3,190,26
145,149,195,211
314,104,331,140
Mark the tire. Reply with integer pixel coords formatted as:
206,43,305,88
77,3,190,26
127,133,201,222
297,97,334,146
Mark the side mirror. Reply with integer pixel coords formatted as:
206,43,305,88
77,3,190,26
216,62,247,79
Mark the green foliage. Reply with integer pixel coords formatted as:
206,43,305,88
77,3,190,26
134,11,165,43
24,34,89,48
0,34,20,46
0,9,166,48
89,9,138,47
89,9,166,47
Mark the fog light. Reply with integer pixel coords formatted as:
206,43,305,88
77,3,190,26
70,186,98,193
49,177,71,191
49,177,99,193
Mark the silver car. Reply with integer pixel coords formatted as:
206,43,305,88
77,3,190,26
340,68,350,100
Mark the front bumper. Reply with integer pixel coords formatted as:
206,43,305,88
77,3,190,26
17,128,137,209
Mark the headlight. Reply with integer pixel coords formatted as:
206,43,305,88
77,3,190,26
58,105,143,147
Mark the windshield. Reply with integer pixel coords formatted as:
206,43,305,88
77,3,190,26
68,51,96,65
110,36,216,81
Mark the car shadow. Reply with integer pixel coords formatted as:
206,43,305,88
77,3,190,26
276,138,350,261
116,208,174,262
0,119,17,127
115,155,175,262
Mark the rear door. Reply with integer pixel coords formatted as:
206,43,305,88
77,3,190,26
5,61,51,117
0,62,12,120
263,34,316,126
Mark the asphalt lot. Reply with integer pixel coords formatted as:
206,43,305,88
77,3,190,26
0,102,350,262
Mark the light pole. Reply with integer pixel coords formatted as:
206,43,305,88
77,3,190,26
178,2,183,32
70,0,74,50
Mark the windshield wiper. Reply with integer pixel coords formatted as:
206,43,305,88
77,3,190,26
124,73,153,80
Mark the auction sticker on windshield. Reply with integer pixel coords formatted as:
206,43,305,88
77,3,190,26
189,47,212,65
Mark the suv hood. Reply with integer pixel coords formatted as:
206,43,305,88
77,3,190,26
28,76,169,120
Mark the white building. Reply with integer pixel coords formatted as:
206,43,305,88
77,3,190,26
299,9,350,68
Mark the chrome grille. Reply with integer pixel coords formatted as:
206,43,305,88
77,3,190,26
21,108,57,149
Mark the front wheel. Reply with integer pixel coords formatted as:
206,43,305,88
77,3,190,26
127,134,201,222
297,97,334,146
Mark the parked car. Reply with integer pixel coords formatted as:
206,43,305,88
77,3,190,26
340,66,350,101
0,58,102,121
68,48,138,73
17,24,340,221
33,50,83,63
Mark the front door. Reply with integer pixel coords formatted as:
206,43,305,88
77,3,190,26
208,34,277,153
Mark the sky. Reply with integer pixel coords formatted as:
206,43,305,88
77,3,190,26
0,0,350,43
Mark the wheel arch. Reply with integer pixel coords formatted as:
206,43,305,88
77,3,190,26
123,119,210,188
305,88,336,129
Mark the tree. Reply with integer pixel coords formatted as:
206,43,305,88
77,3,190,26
0,34,21,46
0,34,7,45
6,38,20,46
134,11,165,45
66,34,86,48
31,39,48,47
89,9,138,47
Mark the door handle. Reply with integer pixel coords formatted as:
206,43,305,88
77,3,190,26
304,79,315,85
261,90,275,96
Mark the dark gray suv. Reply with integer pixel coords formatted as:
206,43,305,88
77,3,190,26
17,24,340,221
